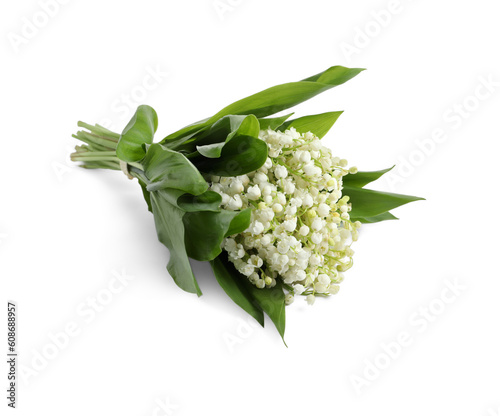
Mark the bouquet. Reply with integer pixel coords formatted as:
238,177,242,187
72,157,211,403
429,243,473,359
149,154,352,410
70,66,422,342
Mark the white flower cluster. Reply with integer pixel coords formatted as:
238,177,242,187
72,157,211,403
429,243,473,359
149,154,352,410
208,128,361,305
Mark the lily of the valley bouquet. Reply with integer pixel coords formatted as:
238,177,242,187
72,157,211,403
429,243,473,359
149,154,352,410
71,66,422,341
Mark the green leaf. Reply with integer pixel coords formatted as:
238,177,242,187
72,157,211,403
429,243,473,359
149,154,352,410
162,118,209,146
183,209,251,261
166,114,260,154
195,135,268,177
116,105,158,162
138,179,152,213
196,142,226,158
278,111,343,138
196,114,260,158
244,276,286,344
168,114,260,158
162,66,364,143
211,252,287,343
258,113,294,130
210,66,364,119
210,255,264,326
343,166,395,188
225,208,251,237
143,144,208,195
343,186,424,219
351,211,399,224
154,189,221,212
177,191,222,212
149,192,201,296
205,114,260,144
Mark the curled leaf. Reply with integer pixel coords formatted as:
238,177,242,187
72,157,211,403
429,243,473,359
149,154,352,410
116,105,158,162
143,144,208,195
195,114,260,158
195,135,268,177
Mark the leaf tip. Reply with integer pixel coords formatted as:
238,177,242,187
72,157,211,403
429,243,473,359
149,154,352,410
281,336,288,347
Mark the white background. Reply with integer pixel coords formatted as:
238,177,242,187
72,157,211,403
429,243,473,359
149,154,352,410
1,0,499,415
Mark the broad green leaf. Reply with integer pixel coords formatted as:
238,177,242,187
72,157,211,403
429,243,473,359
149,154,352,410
210,255,264,326
150,192,201,296
157,189,222,212
210,66,364,120
225,208,251,237
162,118,210,146
152,188,185,208
162,66,364,143
258,113,294,130
204,114,260,144
138,179,152,212
243,275,286,344
343,166,394,188
143,144,208,195
215,255,286,342
278,111,343,138
177,191,222,212
196,142,226,159
195,135,268,177
168,114,260,158
351,211,398,224
196,114,260,158
343,186,424,219
130,167,153,212
163,127,209,152
183,209,251,261
211,253,286,341
116,105,158,162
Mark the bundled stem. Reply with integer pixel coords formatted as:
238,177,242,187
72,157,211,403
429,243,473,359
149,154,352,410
70,122,122,171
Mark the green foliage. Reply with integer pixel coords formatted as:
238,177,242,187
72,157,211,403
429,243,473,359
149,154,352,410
344,186,424,220
278,111,343,138
70,65,422,341
342,166,394,188
143,144,208,195
116,105,158,162
210,253,286,344
161,65,364,144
